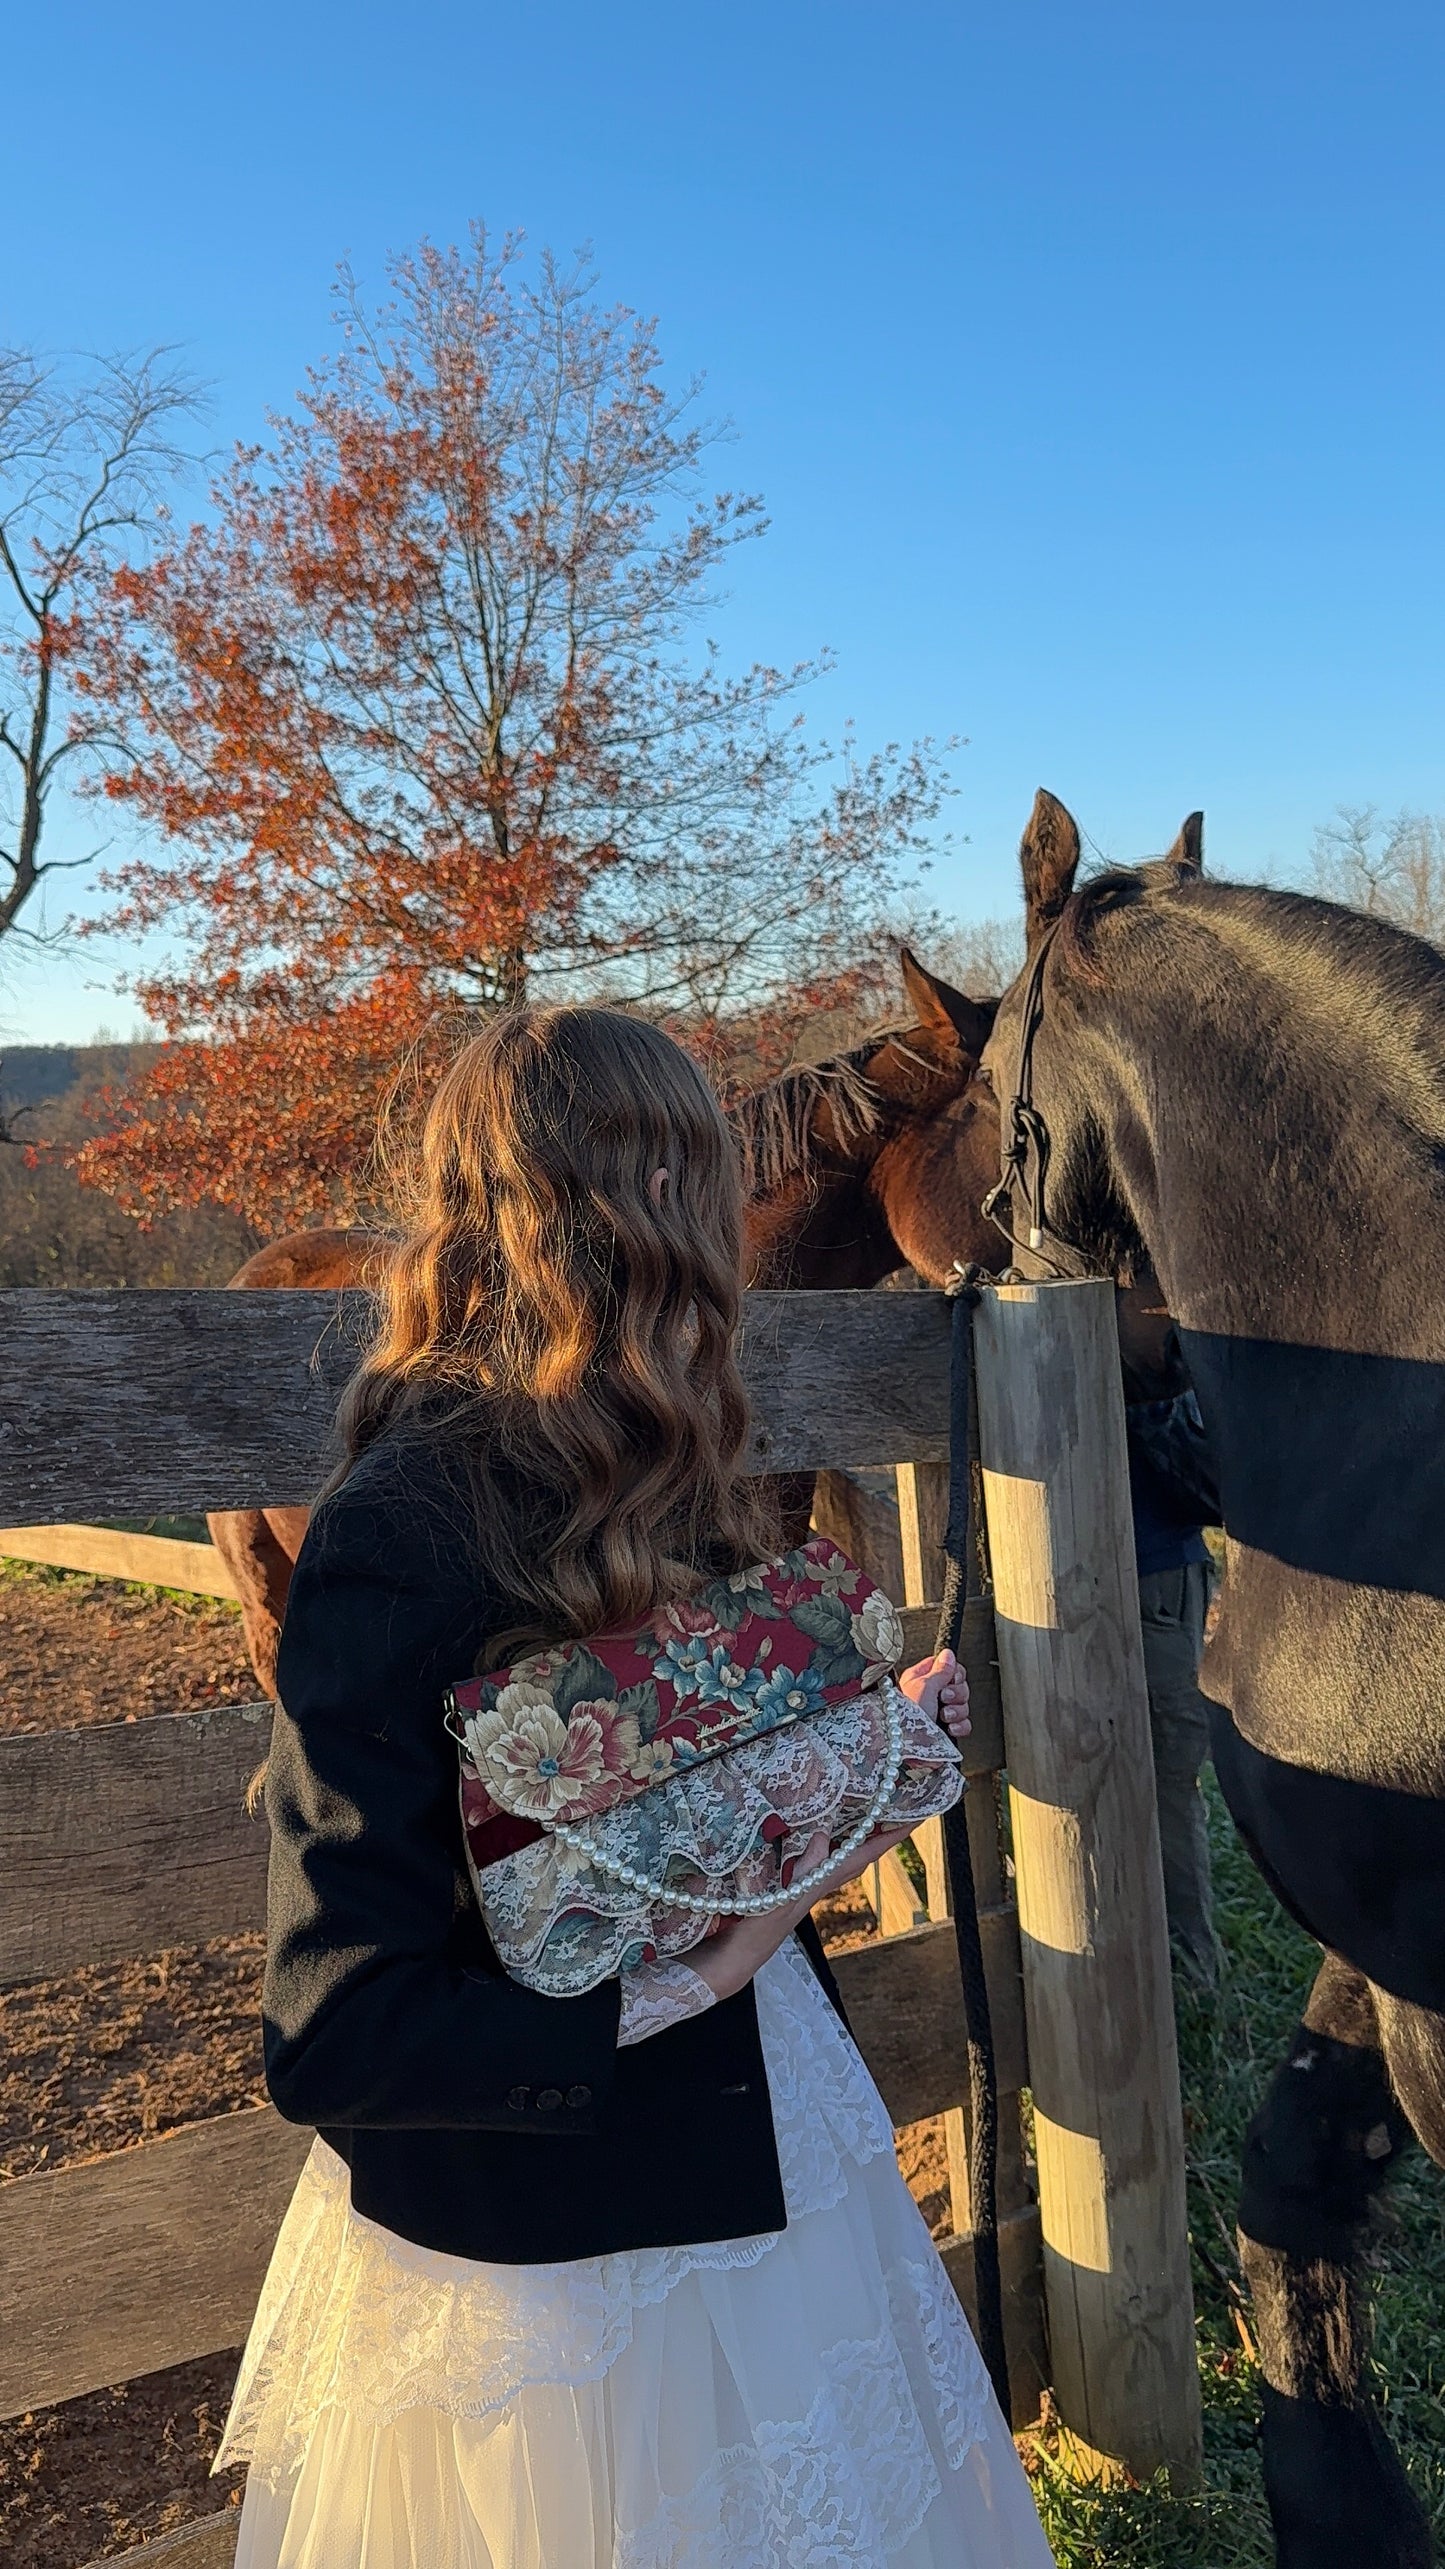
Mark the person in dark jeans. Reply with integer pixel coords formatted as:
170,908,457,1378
1125,1385,1224,1993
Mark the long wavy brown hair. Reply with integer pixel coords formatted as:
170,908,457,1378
335,1004,778,1654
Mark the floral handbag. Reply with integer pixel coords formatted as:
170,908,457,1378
445,1537,963,1998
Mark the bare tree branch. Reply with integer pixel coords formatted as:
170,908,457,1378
0,345,202,955
1310,805,1445,947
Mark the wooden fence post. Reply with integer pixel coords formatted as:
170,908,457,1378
972,1278,1202,2486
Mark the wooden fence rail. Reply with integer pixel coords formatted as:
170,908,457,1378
0,2109,312,2418
0,1700,275,1985
0,1523,237,1596
82,2520,242,2569
0,1287,952,1516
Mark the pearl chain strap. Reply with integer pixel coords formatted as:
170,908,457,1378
547,1686,907,1917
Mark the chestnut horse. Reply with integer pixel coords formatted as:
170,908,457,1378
212,953,1004,1692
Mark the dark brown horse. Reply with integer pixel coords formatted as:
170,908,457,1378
984,790,1445,2569
212,953,1004,1690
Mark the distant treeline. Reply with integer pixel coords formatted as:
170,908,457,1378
0,1045,258,1288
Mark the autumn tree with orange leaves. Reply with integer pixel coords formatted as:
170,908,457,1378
71,232,950,1228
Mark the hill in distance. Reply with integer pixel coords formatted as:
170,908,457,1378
0,1042,259,1289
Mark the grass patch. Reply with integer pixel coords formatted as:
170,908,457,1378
103,1513,212,1544
1029,1776,1445,2564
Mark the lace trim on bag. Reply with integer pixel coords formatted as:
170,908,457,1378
219,1939,903,2486
482,1682,961,1995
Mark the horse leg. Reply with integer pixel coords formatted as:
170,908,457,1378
208,1505,300,1697
1372,1983,1445,2174
1237,1951,1429,2567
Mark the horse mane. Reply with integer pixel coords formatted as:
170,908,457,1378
1055,859,1181,978
730,1047,884,1200
1062,860,1445,992
1056,862,1445,1105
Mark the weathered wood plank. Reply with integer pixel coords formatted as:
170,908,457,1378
739,1291,951,1474
896,1458,950,1606
896,1459,1011,2252
862,1842,928,1935
80,2514,240,2569
0,1703,274,1987
0,1289,364,1519
0,1523,237,1598
0,2107,311,2419
830,1909,1027,2121
1,1640,1004,1988
0,1289,952,1519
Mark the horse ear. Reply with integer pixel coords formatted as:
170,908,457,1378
899,949,998,1061
1165,811,1204,877
1020,789,1081,946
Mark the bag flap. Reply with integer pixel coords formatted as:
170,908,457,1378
448,1538,906,1832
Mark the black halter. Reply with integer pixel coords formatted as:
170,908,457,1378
980,918,1080,1279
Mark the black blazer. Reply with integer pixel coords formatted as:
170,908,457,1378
264,1432,847,2264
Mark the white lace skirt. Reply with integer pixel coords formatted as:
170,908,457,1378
218,1940,1053,2569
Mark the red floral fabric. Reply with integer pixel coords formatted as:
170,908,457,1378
447,1539,907,1875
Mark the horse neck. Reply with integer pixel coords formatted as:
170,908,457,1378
745,1163,901,1291
231,1226,388,1291
1087,903,1445,1360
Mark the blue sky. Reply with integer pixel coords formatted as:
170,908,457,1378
5,0,1444,1040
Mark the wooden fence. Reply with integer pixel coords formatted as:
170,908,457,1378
0,1522,236,1595
0,1279,1198,2566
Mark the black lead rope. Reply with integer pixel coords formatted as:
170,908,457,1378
932,1279,1009,2415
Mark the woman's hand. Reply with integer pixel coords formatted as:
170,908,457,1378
687,1824,913,2006
899,1648,971,1742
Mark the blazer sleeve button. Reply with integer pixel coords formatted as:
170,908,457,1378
565,2084,592,2109
535,2087,563,2112
505,2084,531,2112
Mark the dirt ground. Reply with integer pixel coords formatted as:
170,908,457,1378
0,1558,950,2565
0,1556,260,1735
